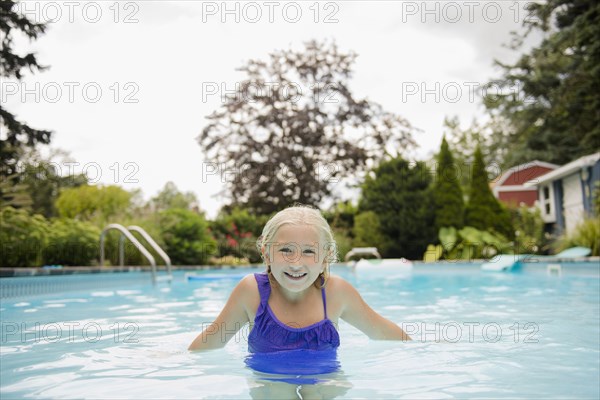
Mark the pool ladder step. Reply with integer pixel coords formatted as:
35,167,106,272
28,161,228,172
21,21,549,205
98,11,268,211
100,224,173,285
155,275,173,283
547,263,562,276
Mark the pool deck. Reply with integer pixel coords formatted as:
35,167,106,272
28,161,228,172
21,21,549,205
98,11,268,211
1,257,597,277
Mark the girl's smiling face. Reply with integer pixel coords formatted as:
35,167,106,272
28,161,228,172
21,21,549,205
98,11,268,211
264,224,327,293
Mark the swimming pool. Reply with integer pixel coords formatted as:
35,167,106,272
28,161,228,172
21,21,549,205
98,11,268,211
1,264,599,399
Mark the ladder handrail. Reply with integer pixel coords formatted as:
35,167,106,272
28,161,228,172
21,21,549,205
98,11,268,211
100,224,160,285
127,225,172,277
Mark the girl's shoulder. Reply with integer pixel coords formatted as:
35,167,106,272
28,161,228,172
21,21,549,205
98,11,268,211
325,275,360,305
239,273,260,294
326,274,354,292
227,273,260,305
235,273,261,317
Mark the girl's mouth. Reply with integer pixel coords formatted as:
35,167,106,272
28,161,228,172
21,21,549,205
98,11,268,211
284,272,307,281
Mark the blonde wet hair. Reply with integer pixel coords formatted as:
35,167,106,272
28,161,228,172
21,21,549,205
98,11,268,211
256,204,338,289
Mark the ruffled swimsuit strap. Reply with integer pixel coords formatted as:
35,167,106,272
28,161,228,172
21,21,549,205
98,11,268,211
254,273,271,314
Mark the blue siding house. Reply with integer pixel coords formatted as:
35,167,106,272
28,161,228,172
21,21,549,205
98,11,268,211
526,152,600,235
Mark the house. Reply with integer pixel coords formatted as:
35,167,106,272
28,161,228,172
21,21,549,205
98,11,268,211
492,161,558,207
525,152,600,235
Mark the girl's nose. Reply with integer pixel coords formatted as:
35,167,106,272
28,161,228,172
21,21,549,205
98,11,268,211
285,252,303,266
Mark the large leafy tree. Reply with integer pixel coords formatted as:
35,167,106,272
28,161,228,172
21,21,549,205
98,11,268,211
55,185,132,225
485,0,600,166
150,181,199,212
0,0,52,177
359,157,435,259
16,149,88,217
198,39,415,215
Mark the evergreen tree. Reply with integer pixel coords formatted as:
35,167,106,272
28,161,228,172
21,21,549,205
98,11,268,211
433,137,464,232
485,0,600,166
465,146,514,239
359,157,435,259
1,1,52,177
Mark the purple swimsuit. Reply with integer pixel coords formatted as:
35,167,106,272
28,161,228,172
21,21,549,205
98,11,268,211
247,273,340,353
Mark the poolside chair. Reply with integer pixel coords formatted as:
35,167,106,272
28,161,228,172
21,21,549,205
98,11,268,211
481,247,592,272
553,247,591,258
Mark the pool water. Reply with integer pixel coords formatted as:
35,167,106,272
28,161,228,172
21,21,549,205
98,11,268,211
1,266,599,399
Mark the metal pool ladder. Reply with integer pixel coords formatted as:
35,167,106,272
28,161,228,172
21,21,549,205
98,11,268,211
100,224,173,285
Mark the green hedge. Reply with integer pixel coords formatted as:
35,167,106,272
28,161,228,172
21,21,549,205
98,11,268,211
0,207,103,267
43,219,101,266
0,207,49,267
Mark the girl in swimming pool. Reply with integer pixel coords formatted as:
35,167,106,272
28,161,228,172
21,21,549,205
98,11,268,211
188,204,411,352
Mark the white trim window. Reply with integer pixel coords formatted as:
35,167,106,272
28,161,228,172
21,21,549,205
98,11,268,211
540,184,556,223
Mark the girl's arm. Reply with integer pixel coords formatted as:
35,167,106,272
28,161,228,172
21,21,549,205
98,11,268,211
188,275,253,351
336,278,411,341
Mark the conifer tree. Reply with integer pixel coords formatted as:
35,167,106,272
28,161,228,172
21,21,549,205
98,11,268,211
1,0,51,177
359,157,435,259
465,146,514,239
433,137,464,232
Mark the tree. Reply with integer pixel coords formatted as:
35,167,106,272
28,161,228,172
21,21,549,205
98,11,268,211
19,148,88,217
353,211,385,247
433,137,465,232
485,0,600,166
55,185,132,225
359,157,435,259
323,200,357,233
464,146,514,239
0,0,52,177
150,181,198,212
198,39,415,215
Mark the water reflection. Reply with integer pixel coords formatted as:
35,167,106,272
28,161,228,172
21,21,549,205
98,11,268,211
245,349,352,399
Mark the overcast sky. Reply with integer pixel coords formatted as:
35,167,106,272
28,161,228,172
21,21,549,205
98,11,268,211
5,1,541,218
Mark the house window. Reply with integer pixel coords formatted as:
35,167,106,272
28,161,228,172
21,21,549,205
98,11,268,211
542,185,553,216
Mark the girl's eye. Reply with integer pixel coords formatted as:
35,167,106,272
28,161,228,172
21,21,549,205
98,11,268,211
279,248,315,254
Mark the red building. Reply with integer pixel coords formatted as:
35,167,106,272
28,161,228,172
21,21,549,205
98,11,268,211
492,161,558,207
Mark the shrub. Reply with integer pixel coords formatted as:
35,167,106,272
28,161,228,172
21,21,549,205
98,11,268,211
210,255,250,266
209,207,268,263
424,226,512,261
158,208,216,265
43,219,101,266
0,207,49,267
510,205,546,254
555,218,599,256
